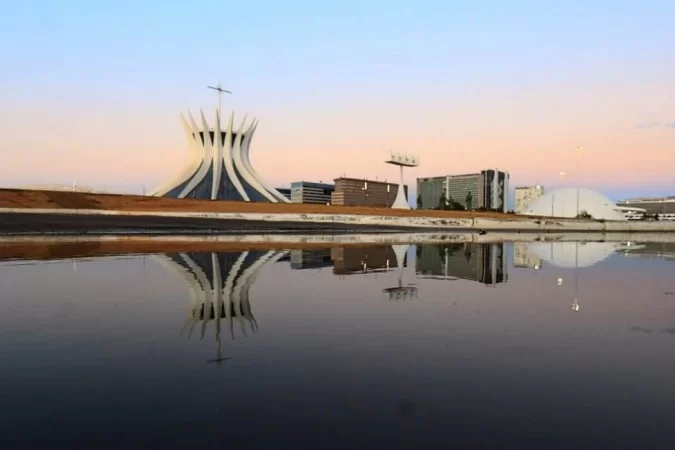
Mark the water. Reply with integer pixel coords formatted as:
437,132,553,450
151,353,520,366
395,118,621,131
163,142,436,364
1,240,675,449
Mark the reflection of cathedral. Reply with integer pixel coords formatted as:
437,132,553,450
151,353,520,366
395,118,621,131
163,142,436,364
155,250,288,340
416,243,507,285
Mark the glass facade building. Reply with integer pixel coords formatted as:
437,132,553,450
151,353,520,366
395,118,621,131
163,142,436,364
417,170,509,211
290,181,335,204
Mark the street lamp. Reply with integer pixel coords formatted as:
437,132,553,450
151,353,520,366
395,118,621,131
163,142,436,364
554,171,566,216
575,146,583,217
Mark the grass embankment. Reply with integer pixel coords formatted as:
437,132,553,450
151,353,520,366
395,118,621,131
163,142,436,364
0,188,518,220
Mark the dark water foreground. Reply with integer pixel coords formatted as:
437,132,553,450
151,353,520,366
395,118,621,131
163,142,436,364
1,241,674,449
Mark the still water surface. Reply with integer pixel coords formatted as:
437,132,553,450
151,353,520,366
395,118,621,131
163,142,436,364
1,241,675,449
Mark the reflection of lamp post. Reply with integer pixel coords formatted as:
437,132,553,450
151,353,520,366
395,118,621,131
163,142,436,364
573,241,580,311
383,245,418,301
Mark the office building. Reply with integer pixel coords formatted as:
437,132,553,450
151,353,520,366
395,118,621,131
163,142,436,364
417,169,509,211
331,177,407,208
514,185,544,214
416,243,507,285
290,181,335,204
276,188,291,201
481,169,509,212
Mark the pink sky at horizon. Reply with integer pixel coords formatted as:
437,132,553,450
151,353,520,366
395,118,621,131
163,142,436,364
2,63,673,200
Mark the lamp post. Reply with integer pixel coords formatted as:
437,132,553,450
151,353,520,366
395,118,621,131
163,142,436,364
575,146,582,217
554,171,566,216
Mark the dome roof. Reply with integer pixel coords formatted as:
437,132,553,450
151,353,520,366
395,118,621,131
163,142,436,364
523,187,625,221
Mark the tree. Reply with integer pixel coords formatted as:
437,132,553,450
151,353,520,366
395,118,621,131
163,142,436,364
417,194,423,209
437,193,448,210
447,196,465,211
465,191,473,210
447,195,455,210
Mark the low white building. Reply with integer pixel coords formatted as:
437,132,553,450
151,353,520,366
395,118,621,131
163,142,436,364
514,185,544,213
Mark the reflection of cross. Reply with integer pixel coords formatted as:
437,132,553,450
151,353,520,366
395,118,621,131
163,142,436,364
206,339,231,368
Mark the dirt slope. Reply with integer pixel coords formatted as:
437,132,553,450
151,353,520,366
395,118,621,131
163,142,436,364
0,188,521,220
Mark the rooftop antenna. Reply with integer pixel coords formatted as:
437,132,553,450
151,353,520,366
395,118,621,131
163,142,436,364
207,80,232,114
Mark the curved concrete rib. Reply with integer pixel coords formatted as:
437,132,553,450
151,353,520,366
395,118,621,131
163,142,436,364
178,111,215,198
211,110,223,200
209,252,223,340
232,116,278,203
221,112,249,201
241,121,291,203
150,113,203,196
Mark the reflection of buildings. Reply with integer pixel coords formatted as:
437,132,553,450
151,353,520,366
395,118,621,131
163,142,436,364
617,242,675,261
331,246,403,275
155,250,287,341
416,243,508,285
513,243,542,269
289,249,333,270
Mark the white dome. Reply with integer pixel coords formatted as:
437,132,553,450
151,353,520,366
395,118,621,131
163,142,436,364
523,187,625,221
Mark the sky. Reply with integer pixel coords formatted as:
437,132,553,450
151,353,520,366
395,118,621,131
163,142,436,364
1,0,674,201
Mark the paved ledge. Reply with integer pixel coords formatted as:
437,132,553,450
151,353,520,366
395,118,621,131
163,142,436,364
0,207,673,234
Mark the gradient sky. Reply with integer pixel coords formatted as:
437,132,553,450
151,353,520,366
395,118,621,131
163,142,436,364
1,0,673,201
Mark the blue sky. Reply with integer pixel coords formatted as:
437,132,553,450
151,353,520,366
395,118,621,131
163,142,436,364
1,1,673,200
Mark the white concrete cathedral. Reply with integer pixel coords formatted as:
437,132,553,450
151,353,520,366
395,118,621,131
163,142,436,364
150,109,290,202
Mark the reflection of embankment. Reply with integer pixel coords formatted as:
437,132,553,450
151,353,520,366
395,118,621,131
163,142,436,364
154,250,288,340
0,240,402,262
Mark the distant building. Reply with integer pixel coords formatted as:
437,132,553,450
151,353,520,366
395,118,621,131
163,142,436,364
416,243,507,285
514,185,544,214
290,181,335,204
331,177,407,208
617,197,675,220
417,169,509,212
276,188,291,201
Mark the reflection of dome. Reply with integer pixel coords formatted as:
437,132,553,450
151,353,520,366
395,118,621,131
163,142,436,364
523,188,624,220
526,241,623,268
